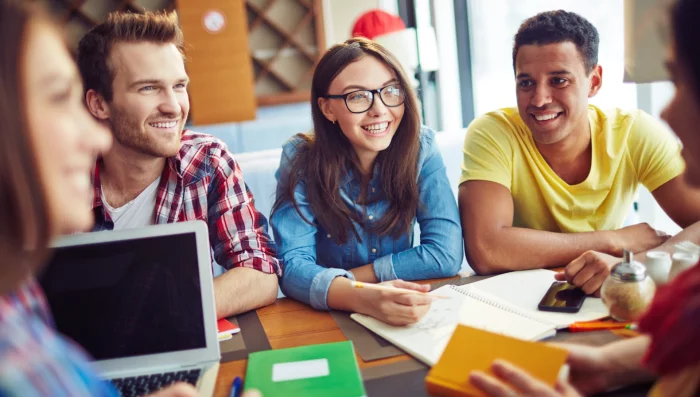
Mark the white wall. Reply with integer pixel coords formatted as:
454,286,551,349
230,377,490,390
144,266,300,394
323,0,386,47
431,0,463,131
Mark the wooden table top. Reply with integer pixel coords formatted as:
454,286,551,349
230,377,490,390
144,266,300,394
214,297,422,396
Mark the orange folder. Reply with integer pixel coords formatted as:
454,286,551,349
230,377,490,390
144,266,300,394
425,325,568,397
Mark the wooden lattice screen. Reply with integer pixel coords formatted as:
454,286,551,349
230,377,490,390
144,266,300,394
246,0,325,106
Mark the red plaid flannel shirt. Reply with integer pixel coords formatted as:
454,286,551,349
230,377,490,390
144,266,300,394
92,130,281,276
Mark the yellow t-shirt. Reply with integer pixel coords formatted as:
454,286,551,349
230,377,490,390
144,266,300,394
460,105,684,233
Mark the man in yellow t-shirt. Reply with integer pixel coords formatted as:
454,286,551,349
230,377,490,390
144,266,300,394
459,10,700,283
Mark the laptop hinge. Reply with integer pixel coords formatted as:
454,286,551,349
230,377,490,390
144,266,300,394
185,358,219,368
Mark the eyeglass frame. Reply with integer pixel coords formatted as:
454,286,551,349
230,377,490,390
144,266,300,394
325,84,406,114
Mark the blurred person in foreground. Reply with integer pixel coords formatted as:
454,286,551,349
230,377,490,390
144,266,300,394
0,1,257,396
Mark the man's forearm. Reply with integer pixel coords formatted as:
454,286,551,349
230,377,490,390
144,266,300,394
213,267,279,319
468,227,616,274
637,220,700,262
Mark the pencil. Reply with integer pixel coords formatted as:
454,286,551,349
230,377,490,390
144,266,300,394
350,281,451,299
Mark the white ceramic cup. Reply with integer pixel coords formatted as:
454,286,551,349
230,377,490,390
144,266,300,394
644,251,672,285
669,252,698,281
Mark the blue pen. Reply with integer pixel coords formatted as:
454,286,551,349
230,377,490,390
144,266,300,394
230,376,242,397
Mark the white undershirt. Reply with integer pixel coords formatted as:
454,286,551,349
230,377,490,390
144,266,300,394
102,177,161,230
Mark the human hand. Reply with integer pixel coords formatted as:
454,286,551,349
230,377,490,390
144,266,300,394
556,251,619,296
610,223,669,256
358,280,434,326
555,343,615,395
469,360,581,397
146,383,197,397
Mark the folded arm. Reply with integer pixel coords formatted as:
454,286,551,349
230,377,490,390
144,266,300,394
214,268,278,318
273,199,430,325
372,137,464,281
208,147,281,318
559,176,700,293
459,181,666,274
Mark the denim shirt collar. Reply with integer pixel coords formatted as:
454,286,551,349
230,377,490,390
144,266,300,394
340,161,381,188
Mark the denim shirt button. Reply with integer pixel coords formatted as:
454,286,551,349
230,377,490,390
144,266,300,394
371,248,377,253
327,234,331,238
368,215,374,220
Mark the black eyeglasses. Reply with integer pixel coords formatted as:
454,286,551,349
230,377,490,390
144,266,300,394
326,84,406,114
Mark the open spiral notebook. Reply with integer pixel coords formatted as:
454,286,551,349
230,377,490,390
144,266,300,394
350,269,609,366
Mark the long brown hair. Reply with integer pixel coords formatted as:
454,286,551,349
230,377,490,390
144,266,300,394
273,38,421,244
0,0,51,292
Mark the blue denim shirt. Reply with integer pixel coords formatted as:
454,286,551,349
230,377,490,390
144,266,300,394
270,127,463,310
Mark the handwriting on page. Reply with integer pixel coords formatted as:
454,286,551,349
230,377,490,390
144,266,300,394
414,307,454,330
402,298,461,342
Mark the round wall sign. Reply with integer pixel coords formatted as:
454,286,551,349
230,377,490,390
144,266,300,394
203,10,226,33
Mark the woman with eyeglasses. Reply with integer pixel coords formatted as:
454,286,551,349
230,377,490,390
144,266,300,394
270,37,463,325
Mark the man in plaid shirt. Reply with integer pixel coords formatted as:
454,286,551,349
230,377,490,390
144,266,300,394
76,11,281,319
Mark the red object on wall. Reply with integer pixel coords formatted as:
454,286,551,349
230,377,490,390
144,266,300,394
351,9,406,40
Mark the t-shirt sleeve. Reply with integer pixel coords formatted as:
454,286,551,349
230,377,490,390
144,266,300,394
628,110,685,192
459,112,514,189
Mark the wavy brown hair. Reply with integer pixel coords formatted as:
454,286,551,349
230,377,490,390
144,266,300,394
273,37,421,245
0,0,51,292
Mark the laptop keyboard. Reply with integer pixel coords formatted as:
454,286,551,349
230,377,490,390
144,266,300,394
110,369,201,397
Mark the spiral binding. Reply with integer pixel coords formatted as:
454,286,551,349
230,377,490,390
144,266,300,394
448,285,552,326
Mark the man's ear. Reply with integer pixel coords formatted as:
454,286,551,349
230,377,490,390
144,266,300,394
317,97,336,123
85,89,110,121
588,64,603,98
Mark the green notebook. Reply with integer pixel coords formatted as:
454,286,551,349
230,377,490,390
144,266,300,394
244,341,366,397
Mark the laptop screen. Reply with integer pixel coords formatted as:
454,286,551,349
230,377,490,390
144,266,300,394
39,232,207,361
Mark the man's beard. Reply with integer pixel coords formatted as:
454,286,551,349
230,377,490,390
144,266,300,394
109,107,181,158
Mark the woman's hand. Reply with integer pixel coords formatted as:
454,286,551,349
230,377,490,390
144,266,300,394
357,280,435,326
470,360,581,397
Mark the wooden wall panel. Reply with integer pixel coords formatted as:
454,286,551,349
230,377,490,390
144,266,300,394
178,0,257,124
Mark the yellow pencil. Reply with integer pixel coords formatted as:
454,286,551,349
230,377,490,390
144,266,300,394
350,281,451,299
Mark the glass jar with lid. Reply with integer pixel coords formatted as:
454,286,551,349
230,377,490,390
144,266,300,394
600,250,656,322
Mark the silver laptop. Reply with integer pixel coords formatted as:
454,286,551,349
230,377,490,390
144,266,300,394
39,221,220,397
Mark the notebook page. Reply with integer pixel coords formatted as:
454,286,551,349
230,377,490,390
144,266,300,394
350,285,555,366
460,269,609,329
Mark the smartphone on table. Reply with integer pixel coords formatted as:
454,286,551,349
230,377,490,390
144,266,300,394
537,281,586,313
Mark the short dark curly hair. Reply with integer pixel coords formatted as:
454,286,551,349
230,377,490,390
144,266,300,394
513,10,599,74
